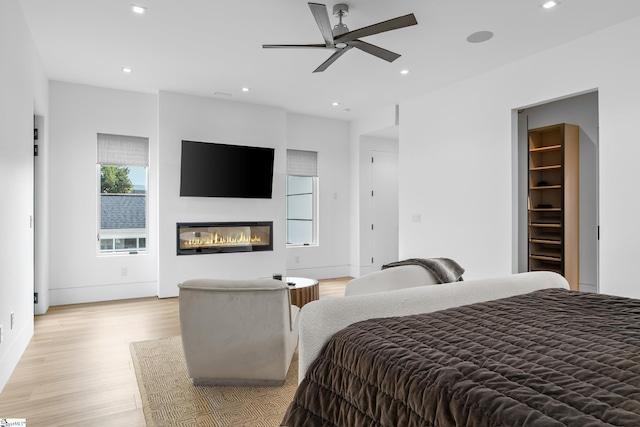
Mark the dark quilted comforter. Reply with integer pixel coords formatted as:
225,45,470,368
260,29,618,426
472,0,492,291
281,289,640,427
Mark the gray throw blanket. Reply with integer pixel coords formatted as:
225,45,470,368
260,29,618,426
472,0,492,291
381,257,464,283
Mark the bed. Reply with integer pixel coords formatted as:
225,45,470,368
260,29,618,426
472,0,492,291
281,275,640,426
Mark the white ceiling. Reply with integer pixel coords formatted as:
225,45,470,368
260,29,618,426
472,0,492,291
18,0,640,121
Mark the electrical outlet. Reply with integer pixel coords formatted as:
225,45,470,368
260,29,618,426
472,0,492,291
11,312,14,329
0,324,3,344
121,267,128,277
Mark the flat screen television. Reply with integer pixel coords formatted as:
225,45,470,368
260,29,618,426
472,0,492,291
179,140,275,198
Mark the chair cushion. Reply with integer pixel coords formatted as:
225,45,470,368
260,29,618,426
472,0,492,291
178,278,287,291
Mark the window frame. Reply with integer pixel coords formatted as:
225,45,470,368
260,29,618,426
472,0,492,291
97,164,149,256
286,174,318,247
98,234,147,254
96,133,149,256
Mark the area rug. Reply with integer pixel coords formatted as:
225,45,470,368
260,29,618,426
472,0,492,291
130,336,298,427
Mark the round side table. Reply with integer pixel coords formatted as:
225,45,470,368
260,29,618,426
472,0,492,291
285,276,319,308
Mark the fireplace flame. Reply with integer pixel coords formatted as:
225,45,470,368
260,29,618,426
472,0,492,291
183,231,262,247
177,223,272,254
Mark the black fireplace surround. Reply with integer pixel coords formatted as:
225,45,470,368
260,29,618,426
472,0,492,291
177,221,273,255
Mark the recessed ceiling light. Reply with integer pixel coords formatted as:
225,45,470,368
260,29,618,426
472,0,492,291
332,102,340,107
122,67,132,73
400,69,410,75
131,4,146,14
542,1,559,9
241,87,250,92
466,31,494,43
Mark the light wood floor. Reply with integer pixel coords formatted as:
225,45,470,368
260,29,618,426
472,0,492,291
0,278,348,426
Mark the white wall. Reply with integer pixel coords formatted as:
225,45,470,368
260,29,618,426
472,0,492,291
0,0,48,392
48,82,158,305
399,17,640,298
285,113,351,279
157,92,289,298
402,78,513,279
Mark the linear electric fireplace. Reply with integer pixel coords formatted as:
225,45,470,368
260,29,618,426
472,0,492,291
177,222,273,255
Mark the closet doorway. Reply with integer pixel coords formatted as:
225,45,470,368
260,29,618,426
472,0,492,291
517,91,599,293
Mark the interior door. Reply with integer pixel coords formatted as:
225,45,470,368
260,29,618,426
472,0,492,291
371,150,399,269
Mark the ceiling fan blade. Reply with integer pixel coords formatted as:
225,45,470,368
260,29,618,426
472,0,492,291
313,46,353,73
308,3,334,47
334,13,418,43
346,40,400,63
263,43,327,49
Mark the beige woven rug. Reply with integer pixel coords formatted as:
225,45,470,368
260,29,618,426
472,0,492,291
130,336,298,426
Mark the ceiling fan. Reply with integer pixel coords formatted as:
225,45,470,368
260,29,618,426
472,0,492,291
262,3,418,73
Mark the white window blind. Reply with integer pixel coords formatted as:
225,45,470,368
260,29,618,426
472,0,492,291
97,133,149,166
286,149,317,177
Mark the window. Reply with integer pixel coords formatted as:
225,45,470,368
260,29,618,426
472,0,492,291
97,133,149,254
286,150,317,245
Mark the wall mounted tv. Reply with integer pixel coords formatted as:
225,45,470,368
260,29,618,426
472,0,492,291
179,140,275,198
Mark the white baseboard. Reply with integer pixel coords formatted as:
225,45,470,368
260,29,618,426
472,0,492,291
0,321,33,394
50,281,158,306
34,289,50,315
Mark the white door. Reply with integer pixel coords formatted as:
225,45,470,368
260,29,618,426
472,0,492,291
371,150,399,269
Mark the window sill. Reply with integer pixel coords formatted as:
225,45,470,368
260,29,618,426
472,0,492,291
98,251,148,257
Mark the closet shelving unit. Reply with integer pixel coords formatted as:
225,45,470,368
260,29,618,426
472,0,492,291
527,123,579,290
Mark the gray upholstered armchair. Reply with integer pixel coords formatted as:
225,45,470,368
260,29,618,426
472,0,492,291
178,278,299,386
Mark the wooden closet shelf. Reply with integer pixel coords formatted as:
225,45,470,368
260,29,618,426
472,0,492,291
530,254,562,262
530,238,561,245
530,208,561,212
530,165,562,171
530,185,562,190
529,144,562,152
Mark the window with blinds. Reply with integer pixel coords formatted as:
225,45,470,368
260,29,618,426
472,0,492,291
286,150,318,246
97,133,149,254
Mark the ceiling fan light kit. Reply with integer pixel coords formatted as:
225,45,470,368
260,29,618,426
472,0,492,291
262,2,417,73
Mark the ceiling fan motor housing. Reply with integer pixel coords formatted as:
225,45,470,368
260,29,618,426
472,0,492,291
332,3,349,17
332,3,350,37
